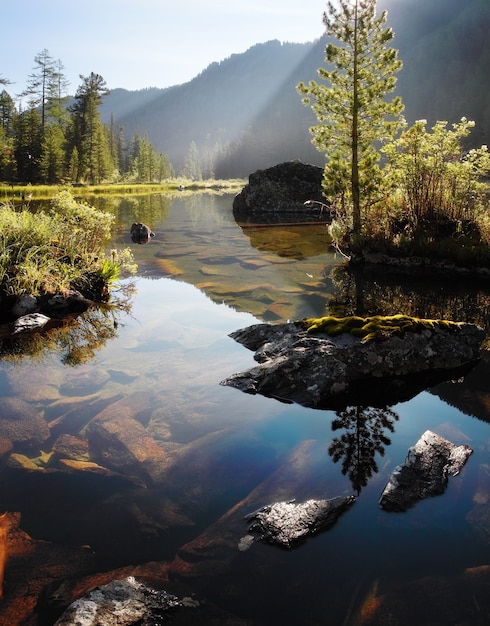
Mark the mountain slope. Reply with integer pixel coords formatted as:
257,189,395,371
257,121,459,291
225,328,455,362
100,0,490,176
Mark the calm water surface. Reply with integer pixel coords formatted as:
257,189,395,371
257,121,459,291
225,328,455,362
1,192,490,625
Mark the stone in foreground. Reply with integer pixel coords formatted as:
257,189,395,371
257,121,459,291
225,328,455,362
54,576,179,625
379,430,473,512
221,316,485,409
245,495,356,548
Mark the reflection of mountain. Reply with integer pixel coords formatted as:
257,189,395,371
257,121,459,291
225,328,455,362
431,351,490,424
329,405,398,494
237,223,331,260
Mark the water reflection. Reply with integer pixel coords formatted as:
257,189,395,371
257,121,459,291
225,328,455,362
329,262,490,331
2,192,489,625
329,405,398,495
0,284,134,365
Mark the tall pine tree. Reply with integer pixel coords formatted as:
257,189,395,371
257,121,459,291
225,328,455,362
298,0,404,252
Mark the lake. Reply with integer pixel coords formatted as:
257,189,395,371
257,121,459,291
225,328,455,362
1,191,490,625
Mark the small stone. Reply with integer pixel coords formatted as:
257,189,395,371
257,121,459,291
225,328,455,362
11,313,50,334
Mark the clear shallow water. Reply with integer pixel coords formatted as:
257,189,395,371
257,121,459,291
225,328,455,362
1,192,490,625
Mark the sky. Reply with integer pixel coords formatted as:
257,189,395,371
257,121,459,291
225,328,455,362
2,0,327,98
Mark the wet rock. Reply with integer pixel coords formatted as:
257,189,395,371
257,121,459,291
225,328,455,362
130,222,155,244
10,312,50,334
233,161,330,222
379,430,472,512
86,394,168,485
221,320,484,409
54,576,179,625
0,397,50,448
246,496,355,548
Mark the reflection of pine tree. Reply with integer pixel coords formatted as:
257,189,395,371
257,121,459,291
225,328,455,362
329,405,398,495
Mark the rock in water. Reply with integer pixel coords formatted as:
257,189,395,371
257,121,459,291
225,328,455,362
379,430,473,512
221,319,485,409
130,222,155,244
54,576,180,625
11,313,50,334
245,495,356,548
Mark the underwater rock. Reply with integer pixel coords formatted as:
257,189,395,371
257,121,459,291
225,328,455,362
0,512,96,626
169,440,351,579
221,318,485,409
379,430,473,512
86,393,168,485
0,397,50,448
246,495,356,548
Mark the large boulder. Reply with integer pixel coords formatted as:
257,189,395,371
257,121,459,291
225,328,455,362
232,161,330,223
221,316,485,409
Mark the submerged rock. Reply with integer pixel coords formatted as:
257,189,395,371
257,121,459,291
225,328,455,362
246,495,356,548
221,317,485,409
379,430,473,512
0,397,50,448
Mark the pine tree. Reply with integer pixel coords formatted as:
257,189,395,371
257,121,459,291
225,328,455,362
298,0,404,251
68,73,112,183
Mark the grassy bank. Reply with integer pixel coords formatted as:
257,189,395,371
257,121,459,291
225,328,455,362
0,191,136,305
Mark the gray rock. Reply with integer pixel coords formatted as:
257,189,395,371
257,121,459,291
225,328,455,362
11,294,39,317
221,320,484,409
246,495,356,548
379,430,473,512
11,312,50,334
233,161,330,222
53,576,180,626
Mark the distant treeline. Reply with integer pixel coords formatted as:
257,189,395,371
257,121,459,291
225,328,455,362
0,55,173,185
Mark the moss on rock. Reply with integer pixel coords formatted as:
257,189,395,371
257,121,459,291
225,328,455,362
301,314,462,342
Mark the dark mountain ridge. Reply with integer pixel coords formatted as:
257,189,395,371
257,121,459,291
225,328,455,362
100,0,490,177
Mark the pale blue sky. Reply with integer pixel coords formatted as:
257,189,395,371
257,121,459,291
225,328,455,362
2,0,327,98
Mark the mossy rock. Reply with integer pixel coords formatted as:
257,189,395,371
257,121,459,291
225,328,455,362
301,314,462,342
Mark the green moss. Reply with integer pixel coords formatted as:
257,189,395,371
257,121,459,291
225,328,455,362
301,314,462,341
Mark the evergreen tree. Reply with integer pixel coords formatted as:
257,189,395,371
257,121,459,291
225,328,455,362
298,0,404,250
68,73,112,183
19,49,57,128
14,106,43,182
40,123,66,183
